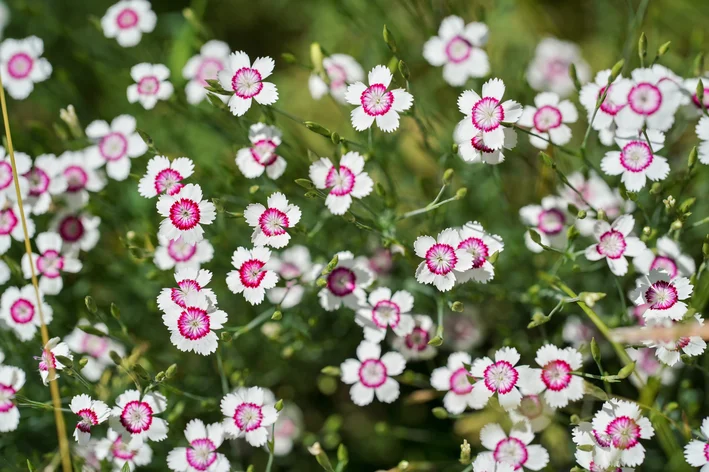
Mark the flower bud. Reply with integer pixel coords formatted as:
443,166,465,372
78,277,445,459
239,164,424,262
694,52,705,77
322,255,339,275
316,277,327,287
580,292,606,308
679,197,696,214
577,209,587,219
78,357,89,368
459,439,471,464
432,407,448,419
295,178,314,189
451,301,464,312
271,310,282,321
221,331,232,343
155,372,165,382
79,325,105,337
330,132,341,144
310,43,324,74
398,461,410,470
321,366,341,376
375,182,386,197
132,364,150,380
671,220,683,231
442,168,454,185
85,296,97,314
596,209,606,221
649,182,662,194
428,335,443,346
382,25,398,54
610,59,624,81
55,355,73,369
689,146,698,170
304,121,331,137
249,185,259,194
638,32,647,62
697,80,705,108
343,212,356,223
569,63,582,91
570,414,581,425
59,104,83,139
567,225,579,242
109,350,123,365
337,443,348,464
281,52,297,64
455,188,467,200
539,151,554,168
110,303,121,320
304,191,319,199
528,229,543,246
275,399,284,411
616,361,636,379
590,338,601,365
165,364,177,379
656,41,671,58
452,142,459,154
398,60,410,81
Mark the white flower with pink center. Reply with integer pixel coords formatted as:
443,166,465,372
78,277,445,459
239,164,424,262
579,70,627,138
626,346,676,388
609,66,682,132
309,54,364,103
518,92,578,149
318,251,373,311
65,321,125,382
226,246,278,305
695,114,709,165
682,77,709,115
57,150,106,208
430,352,481,414
345,65,413,132
685,417,709,470
127,63,174,110
50,210,101,255
478,423,550,471
110,390,168,445
0,36,52,100
456,221,504,284
414,228,474,292
591,399,655,467
0,284,52,341
454,122,517,165
0,365,25,433
266,245,315,309
422,16,490,86
642,314,707,367
508,394,556,433
167,419,229,472
601,129,669,192
235,123,287,180
95,428,153,471
526,37,590,98
631,269,693,322
531,344,583,408
70,394,110,445
101,0,156,48
183,40,230,105
0,202,34,254
469,347,538,411
633,236,695,278
158,267,217,313
472,454,515,472
220,386,278,447
21,231,82,295
356,287,415,343
455,78,523,150
0,146,30,206
85,114,148,181
157,183,216,244
217,51,278,116
139,155,194,199
572,422,630,472
519,196,569,253
163,292,227,356
244,192,301,248
340,340,405,406
309,151,373,215
37,337,71,385
154,234,214,272
584,215,646,276
391,314,437,361
23,153,67,215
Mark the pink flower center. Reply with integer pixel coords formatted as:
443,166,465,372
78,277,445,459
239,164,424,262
650,255,678,278
675,337,691,350
326,63,348,88
493,437,528,470
597,229,627,259
279,262,302,280
186,438,218,471
620,141,653,172
116,8,139,29
81,333,109,358
592,429,612,448
606,415,641,449
99,132,128,161
239,259,266,288
37,249,64,278
0,384,16,413
371,300,401,329
231,67,263,98
519,395,544,419
154,168,183,195
10,298,34,324
449,367,473,395
472,97,504,132
250,139,278,166
327,267,356,297
598,85,624,115
536,208,565,235
645,280,678,310
171,279,202,308
0,208,18,235
59,215,85,243
545,58,570,80
445,36,472,63
195,58,224,86
64,165,88,192
704,443,709,462
458,237,489,268
425,243,458,275
167,237,197,262
111,437,137,460
404,327,430,351
233,402,263,432
628,82,662,115
325,165,355,196
120,400,153,434
169,198,201,230
0,161,13,189
178,307,211,340
7,53,34,79
137,76,160,96
471,134,495,153
483,360,519,394
38,349,56,371
76,408,99,433
259,207,289,237
533,105,562,132
361,83,394,116
358,358,387,388
26,167,50,196
541,359,572,391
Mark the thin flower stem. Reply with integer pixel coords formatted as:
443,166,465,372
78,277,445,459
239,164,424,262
216,345,229,396
691,216,709,228
265,424,276,472
397,195,458,221
511,125,580,158
581,86,610,153
614,276,628,318
162,384,214,402
269,105,366,149
227,308,273,334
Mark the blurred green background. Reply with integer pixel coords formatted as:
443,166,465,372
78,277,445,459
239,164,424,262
2,0,709,470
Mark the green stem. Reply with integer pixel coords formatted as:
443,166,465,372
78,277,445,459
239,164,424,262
397,195,458,221
216,346,229,395
266,424,276,472
512,125,580,158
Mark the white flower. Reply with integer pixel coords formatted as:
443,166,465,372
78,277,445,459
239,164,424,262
472,454,515,472
226,246,278,305
601,129,669,191
340,340,405,406
220,387,278,447
309,54,364,103
431,352,481,414
65,321,125,382
127,63,174,110
681,77,709,115
685,418,709,470
454,120,517,165
217,51,278,116
309,151,373,215
37,337,72,385
468,347,538,411
0,36,51,99
584,215,646,276
0,365,25,432
630,269,693,322
262,389,303,456
478,423,549,471
167,419,229,472
626,347,676,389
96,428,153,472
21,231,82,295
110,390,168,445
266,245,315,309
163,291,226,356
344,65,413,132
0,146,31,206
695,115,709,165
85,115,148,181
391,314,437,361
157,183,216,244
530,344,584,408
562,316,595,349
518,92,578,149
0,285,52,341
519,196,569,253
572,422,631,472
414,228,474,291
0,202,34,254
317,251,373,311
183,40,230,105
356,287,415,343
633,236,695,278
456,221,504,284
508,394,556,433
70,394,110,445
50,210,101,255
244,192,301,248
455,78,523,150
643,314,707,366
235,123,287,180
154,235,214,272
422,16,490,86
139,155,194,198
579,70,627,134
590,399,655,467
23,153,67,215
57,150,106,209
526,37,590,97
157,267,217,313
101,0,156,48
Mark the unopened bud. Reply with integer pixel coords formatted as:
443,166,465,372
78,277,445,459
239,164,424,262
155,372,166,382
567,225,579,241
343,212,356,223
442,168,454,185
382,25,397,54
452,142,459,154
337,443,349,463
577,209,587,219
295,178,314,189
109,350,122,365
460,439,471,463
650,182,662,194
694,53,705,78
697,80,705,108
451,301,464,312
610,59,624,81
165,364,177,379
310,43,324,73
616,362,636,379
590,338,601,365
375,182,386,197
679,197,696,214
398,60,410,81
539,151,554,168
596,209,606,221
569,63,582,90
271,310,282,321
274,399,284,411
132,364,150,380
281,52,297,64
455,187,467,199
304,121,331,137
322,255,339,275
579,291,606,307
657,41,671,58
570,414,581,425
85,296,97,314
221,331,232,342
304,191,319,199
671,220,683,231
428,335,443,346
528,229,543,246
689,146,698,170
321,366,341,376
316,277,327,287
110,303,120,320
78,357,89,368
330,132,341,144
638,33,647,62
249,185,259,194
432,407,448,419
